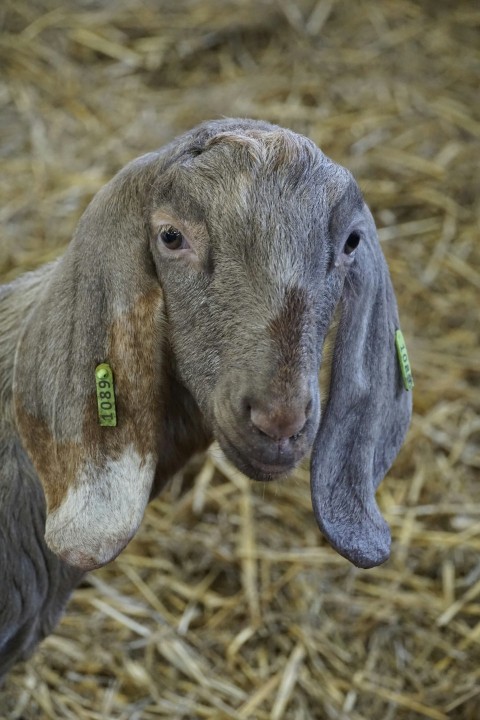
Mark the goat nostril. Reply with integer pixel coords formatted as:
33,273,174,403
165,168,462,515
250,405,308,442
241,399,252,418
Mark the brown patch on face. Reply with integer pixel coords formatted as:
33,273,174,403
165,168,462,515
268,286,311,369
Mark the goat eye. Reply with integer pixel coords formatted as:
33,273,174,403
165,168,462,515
343,231,361,256
159,226,185,250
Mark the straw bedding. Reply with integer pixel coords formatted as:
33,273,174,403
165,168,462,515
1,1,479,718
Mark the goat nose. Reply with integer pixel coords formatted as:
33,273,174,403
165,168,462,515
250,402,309,441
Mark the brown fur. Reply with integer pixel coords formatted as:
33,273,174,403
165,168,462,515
268,286,311,369
14,289,165,513
12,406,80,513
100,288,165,461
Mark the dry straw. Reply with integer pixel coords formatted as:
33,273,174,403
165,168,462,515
1,1,479,718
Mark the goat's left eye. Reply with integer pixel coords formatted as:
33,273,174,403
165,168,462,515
159,226,186,250
343,231,361,257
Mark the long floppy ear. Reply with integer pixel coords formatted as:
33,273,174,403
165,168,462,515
311,204,412,569
13,155,165,571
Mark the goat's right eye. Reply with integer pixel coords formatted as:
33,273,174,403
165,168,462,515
159,226,185,250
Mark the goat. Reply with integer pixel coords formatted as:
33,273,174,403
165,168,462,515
0,118,412,679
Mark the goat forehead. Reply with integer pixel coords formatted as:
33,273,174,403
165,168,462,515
162,130,353,238
213,180,331,272
195,192,328,298
203,166,348,234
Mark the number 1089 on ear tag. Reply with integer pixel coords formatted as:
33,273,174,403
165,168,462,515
95,363,117,426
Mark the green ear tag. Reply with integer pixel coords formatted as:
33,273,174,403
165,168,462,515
95,363,117,426
395,330,414,391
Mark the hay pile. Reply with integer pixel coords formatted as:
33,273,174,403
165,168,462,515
1,1,479,718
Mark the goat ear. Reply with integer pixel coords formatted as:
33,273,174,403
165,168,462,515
311,205,412,569
13,155,165,571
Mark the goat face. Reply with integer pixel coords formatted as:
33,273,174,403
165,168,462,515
149,127,352,481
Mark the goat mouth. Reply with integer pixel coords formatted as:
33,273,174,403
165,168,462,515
245,457,294,481
215,427,298,482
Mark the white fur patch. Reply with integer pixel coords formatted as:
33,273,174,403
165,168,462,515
45,445,155,570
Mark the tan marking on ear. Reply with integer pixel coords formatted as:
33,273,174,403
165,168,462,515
15,288,165,519
73,287,166,463
13,404,83,512
104,287,164,460
319,306,341,409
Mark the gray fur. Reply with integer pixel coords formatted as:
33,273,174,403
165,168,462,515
0,118,411,678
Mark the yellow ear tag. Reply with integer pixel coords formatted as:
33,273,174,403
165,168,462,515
95,363,117,426
395,330,414,391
